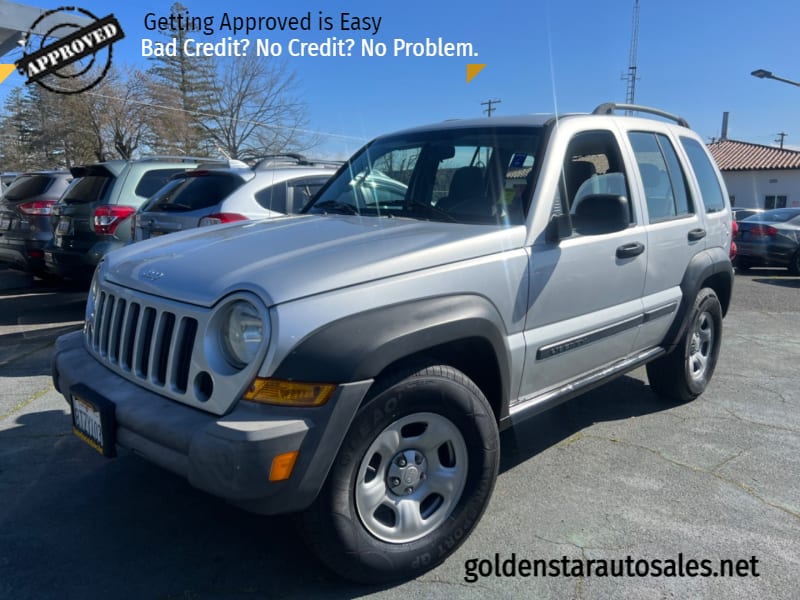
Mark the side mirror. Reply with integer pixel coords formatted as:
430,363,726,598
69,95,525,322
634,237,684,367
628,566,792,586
572,194,630,235
546,214,572,242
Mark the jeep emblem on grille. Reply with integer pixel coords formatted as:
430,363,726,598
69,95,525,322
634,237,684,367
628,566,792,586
140,269,164,281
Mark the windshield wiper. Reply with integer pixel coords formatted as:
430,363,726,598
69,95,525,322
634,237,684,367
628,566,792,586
312,200,358,215
407,199,458,222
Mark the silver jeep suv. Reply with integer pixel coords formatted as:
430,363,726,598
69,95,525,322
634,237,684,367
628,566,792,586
53,104,734,583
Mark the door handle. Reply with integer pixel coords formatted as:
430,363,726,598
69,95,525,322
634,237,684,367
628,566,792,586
688,228,706,242
616,242,645,259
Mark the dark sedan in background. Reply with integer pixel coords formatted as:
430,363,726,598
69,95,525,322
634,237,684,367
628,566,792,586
734,208,800,274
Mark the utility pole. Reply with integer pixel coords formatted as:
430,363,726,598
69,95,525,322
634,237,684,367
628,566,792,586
775,132,787,149
481,99,501,117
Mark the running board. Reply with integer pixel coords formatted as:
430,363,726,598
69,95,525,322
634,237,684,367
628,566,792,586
507,347,665,427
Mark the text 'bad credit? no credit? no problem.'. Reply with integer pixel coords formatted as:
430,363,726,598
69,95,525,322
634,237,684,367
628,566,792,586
140,37,478,58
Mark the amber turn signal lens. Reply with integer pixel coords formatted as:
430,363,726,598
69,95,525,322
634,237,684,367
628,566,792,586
243,378,335,407
269,450,299,482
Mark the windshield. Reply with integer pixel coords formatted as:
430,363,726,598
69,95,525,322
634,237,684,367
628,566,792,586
306,126,542,225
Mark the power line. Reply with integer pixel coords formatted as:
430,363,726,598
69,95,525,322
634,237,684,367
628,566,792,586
80,90,369,142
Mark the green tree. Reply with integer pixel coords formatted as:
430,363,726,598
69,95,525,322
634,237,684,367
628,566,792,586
145,1,216,155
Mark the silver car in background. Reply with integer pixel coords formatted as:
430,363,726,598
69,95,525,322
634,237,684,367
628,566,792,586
133,154,339,241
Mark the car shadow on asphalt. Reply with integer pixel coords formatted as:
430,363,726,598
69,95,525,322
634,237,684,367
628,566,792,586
2,377,680,598
499,374,678,473
0,408,390,599
752,277,800,289
0,287,88,326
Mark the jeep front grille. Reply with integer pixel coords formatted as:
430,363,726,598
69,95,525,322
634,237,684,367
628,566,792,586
89,290,198,394
84,279,267,415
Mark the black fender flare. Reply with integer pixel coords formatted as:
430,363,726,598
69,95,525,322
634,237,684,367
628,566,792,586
663,247,733,352
272,294,512,407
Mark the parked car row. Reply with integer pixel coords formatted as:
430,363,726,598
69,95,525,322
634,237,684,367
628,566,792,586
0,154,340,280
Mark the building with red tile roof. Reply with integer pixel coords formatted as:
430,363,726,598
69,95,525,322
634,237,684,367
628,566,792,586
707,139,800,209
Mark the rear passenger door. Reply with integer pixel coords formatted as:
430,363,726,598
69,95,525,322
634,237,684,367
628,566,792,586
627,130,704,351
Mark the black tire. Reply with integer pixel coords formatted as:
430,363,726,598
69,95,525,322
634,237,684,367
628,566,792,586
789,251,800,275
300,364,499,584
647,288,723,403
733,256,752,272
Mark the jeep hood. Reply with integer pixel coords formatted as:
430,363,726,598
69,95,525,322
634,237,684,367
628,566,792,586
103,215,526,307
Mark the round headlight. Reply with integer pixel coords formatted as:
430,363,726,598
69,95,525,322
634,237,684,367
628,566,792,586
84,269,100,334
222,300,265,368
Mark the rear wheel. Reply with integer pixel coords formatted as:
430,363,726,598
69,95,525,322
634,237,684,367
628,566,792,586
300,364,499,583
647,288,723,403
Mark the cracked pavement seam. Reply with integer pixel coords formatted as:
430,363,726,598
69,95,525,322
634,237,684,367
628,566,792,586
576,433,800,522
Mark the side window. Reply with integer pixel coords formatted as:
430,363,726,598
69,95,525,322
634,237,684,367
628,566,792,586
286,176,329,213
134,168,186,198
629,132,692,222
558,130,632,235
680,137,726,213
255,183,288,213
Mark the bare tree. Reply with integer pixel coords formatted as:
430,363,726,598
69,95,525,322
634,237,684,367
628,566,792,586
101,67,151,159
201,56,315,160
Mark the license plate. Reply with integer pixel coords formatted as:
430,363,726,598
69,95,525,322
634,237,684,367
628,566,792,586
70,386,116,457
56,217,71,234
149,231,164,238
0,216,10,230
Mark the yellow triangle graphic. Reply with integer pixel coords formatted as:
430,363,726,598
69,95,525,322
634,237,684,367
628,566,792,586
466,63,486,83
0,64,16,84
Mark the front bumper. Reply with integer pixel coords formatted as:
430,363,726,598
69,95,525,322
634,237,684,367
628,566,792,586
53,331,372,514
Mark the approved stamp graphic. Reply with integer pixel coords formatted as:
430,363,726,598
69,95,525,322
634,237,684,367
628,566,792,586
15,6,125,94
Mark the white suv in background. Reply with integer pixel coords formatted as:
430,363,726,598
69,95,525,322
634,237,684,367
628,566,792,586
133,154,339,241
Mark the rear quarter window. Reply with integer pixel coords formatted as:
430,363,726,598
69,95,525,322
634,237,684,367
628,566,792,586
680,137,726,213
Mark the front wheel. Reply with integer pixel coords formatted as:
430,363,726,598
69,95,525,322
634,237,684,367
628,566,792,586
647,288,723,403
300,364,499,583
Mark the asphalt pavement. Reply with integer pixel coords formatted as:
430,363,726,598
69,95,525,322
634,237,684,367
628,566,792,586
0,266,798,599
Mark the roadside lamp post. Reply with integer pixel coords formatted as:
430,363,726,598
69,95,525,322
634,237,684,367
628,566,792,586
751,69,800,88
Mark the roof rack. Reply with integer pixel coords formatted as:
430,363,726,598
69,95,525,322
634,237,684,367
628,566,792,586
194,159,250,170
252,153,344,170
592,103,690,128
136,155,228,164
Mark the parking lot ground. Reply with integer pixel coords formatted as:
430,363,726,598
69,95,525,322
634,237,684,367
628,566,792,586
0,267,798,599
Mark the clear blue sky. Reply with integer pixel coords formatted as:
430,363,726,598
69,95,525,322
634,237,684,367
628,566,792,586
3,0,800,157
